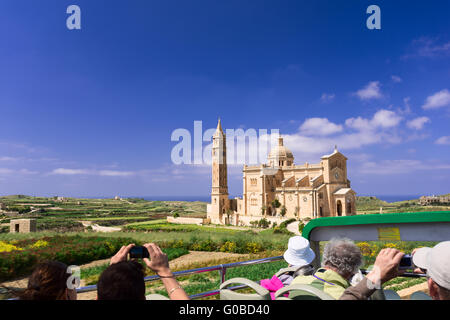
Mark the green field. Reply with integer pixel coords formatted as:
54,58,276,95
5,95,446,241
0,195,207,232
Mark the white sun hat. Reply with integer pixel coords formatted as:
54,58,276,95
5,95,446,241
412,247,432,270
283,236,316,267
418,241,450,290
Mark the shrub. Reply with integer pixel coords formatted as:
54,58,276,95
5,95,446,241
191,239,216,252
257,218,270,229
7,206,31,214
298,222,305,234
246,242,263,254
271,199,281,209
219,241,237,253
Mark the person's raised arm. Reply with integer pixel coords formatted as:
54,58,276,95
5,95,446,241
143,243,190,300
110,243,135,265
340,248,404,300
366,248,405,286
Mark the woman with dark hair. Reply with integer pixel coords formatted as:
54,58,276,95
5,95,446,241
19,261,77,300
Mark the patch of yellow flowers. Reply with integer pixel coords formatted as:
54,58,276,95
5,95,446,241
219,241,237,253
0,239,50,252
357,242,404,258
29,240,49,249
0,240,23,253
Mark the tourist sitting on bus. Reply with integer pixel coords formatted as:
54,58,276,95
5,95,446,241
97,243,189,300
260,236,315,299
289,237,363,299
17,261,77,300
339,241,450,300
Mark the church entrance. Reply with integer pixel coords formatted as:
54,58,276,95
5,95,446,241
337,201,342,216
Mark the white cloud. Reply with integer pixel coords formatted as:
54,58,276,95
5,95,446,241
0,168,38,175
98,170,135,177
17,169,39,175
391,75,402,83
354,81,383,100
359,159,450,175
52,168,92,175
0,168,15,175
280,109,403,156
435,136,450,145
51,168,136,177
299,118,343,136
406,117,430,130
0,156,20,162
320,93,335,103
404,37,450,59
346,109,402,130
422,89,450,110
397,97,412,115
370,110,402,128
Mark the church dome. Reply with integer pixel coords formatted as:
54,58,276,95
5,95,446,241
267,137,294,167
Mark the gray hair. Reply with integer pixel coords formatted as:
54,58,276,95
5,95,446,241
322,238,362,276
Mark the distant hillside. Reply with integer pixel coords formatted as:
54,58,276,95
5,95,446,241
356,196,389,208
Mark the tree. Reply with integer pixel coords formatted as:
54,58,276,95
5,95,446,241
298,221,305,235
261,206,267,216
225,209,234,225
271,199,281,209
280,205,287,217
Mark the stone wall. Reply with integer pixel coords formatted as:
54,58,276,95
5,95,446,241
166,217,207,225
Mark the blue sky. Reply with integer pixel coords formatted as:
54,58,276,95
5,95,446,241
0,0,449,198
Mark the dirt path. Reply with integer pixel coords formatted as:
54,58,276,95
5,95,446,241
79,221,121,232
398,282,429,299
286,221,300,235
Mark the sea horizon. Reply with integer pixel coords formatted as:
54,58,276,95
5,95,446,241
1,194,424,203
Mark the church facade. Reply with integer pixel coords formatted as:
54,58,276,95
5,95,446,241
207,119,357,226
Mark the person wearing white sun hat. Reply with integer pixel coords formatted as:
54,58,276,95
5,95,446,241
283,236,316,266
279,236,316,285
412,242,450,300
260,236,316,299
411,246,432,274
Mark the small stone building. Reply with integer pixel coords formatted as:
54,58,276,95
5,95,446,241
10,219,37,233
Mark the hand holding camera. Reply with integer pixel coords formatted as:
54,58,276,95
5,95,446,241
129,246,150,259
110,243,136,265
142,243,172,277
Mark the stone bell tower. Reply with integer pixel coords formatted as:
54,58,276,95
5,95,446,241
209,118,229,224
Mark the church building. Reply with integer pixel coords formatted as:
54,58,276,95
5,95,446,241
207,119,357,226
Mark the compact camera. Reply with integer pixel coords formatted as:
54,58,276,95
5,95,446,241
398,254,413,270
129,246,150,259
